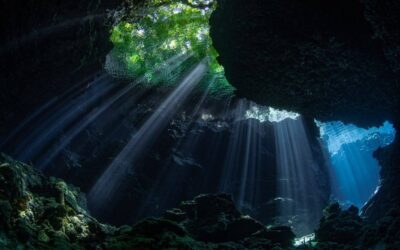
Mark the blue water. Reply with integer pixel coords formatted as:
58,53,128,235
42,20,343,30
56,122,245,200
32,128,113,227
317,121,396,208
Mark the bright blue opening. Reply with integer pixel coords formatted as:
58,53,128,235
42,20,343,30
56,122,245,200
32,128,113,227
316,121,396,208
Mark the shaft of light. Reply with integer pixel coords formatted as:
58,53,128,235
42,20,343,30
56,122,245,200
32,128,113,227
88,62,207,207
15,75,113,161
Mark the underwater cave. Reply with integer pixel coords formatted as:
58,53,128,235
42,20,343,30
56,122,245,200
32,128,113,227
1,0,399,249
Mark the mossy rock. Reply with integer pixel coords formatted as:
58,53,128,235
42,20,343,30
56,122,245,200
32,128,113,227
131,218,187,237
0,200,12,228
38,230,50,243
252,226,295,248
15,218,36,242
0,155,301,249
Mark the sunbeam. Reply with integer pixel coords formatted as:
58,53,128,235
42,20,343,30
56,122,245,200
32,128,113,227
317,121,396,208
88,61,207,208
13,74,114,161
273,116,326,235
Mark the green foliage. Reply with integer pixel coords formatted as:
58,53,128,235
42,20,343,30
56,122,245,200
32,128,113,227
107,0,234,97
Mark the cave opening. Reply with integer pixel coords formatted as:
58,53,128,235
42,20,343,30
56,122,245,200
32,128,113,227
104,0,234,97
316,120,396,209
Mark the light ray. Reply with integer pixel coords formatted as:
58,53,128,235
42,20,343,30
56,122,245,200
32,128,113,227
88,61,207,208
14,74,114,161
317,120,396,208
36,82,149,169
274,117,324,235
0,71,103,149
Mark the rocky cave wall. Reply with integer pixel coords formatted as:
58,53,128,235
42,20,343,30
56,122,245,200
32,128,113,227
0,154,296,249
0,0,144,138
210,0,400,222
210,0,399,128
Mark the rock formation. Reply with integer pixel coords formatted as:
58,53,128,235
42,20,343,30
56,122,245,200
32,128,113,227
0,154,295,249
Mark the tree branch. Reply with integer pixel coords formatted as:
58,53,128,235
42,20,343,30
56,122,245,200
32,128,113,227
180,0,214,9
150,0,214,9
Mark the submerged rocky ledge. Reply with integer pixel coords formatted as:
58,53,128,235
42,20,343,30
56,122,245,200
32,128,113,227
0,154,295,249
1,153,399,249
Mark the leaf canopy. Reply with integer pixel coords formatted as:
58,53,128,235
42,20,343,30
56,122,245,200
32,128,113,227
107,0,234,98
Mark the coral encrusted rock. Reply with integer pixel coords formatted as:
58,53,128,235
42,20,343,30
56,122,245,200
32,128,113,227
0,154,296,249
